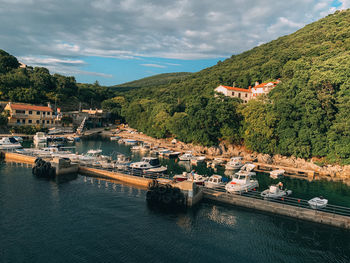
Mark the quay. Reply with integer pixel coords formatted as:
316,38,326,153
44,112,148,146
1,150,350,230
203,188,350,230
254,162,315,180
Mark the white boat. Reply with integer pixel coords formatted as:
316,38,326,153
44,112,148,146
33,132,47,144
261,183,292,199
187,173,207,185
110,136,120,141
270,169,285,179
178,151,194,161
0,137,23,150
129,157,167,173
225,171,259,193
205,175,225,189
225,157,244,170
308,197,328,209
79,149,110,164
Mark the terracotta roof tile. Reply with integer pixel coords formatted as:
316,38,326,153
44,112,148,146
9,104,53,112
220,85,252,93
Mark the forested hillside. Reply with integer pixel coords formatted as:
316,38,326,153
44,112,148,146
112,9,350,164
0,50,111,111
111,72,192,92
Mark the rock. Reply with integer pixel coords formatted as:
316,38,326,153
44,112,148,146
257,154,273,164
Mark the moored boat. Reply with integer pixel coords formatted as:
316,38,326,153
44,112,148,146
225,157,244,170
33,132,47,144
204,175,225,189
308,196,328,209
225,171,259,193
0,137,23,150
261,182,292,199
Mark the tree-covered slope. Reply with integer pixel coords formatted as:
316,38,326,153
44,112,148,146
117,9,350,163
0,50,111,111
111,72,192,92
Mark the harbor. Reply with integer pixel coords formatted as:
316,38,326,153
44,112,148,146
1,135,350,230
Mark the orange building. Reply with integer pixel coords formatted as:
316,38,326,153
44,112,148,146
4,102,56,127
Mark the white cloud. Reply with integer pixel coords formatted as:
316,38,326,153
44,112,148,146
141,64,167,68
0,0,340,74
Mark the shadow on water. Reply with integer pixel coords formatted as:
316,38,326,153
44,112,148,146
33,173,78,184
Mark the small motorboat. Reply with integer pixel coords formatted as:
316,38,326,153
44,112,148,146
270,169,285,179
187,173,207,185
0,137,23,150
110,136,120,141
261,182,292,199
308,197,328,209
12,136,23,143
207,158,225,169
225,157,244,170
204,175,225,189
225,171,259,194
129,157,167,173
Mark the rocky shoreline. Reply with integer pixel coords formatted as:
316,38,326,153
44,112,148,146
108,128,350,185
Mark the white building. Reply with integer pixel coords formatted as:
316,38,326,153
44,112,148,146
214,85,252,103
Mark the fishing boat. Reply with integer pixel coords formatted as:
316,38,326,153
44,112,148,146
270,169,285,179
261,182,292,199
308,197,328,209
115,154,131,170
204,175,225,189
33,132,47,144
129,157,167,173
225,171,259,193
0,137,23,150
225,157,244,170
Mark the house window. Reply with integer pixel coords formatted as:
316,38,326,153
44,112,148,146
47,120,50,124
36,120,39,124
29,111,32,114
42,120,45,124
43,112,45,115
238,93,241,98
36,111,40,115
22,119,25,124
16,110,25,114
28,120,32,124
232,92,235,96
245,94,248,98
17,119,20,124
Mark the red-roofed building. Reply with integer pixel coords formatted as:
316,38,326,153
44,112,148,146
251,80,280,98
4,102,57,127
214,85,252,103
215,80,280,102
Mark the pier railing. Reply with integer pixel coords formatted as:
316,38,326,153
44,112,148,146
203,186,350,218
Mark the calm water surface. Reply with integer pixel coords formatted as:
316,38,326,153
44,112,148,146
0,138,350,263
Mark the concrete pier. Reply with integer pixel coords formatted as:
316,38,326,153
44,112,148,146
78,166,153,188
203,189,350,229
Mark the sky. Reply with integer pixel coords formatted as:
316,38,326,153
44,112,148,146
0,0,347,86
